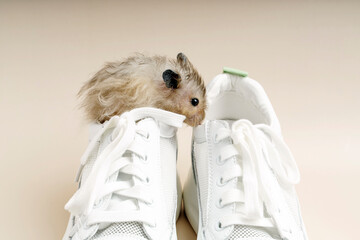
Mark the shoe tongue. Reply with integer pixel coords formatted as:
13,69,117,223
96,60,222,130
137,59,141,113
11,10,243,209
215,119,257,129
106,145,147,212
212,119,246,128
213,121,278,239
106,173,138,212
211,119,231,129
137,116,177,138
228,225,277,240
96,156,147,238
104,118,154,214
93,222,148,239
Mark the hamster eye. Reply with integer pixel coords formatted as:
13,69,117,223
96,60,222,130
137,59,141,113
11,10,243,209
191,98,199,106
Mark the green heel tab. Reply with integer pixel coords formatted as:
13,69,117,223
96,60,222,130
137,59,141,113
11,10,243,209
223,67,248,77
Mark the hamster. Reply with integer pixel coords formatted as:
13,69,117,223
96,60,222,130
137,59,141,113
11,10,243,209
78,53,206,126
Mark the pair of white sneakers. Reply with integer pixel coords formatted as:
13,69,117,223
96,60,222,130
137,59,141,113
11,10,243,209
63,71,308,240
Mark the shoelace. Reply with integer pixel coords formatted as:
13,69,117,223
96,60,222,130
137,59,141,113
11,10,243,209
65,108,185,238
214,119,300,236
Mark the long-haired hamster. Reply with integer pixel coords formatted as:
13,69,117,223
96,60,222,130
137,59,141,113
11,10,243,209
79,53,206,126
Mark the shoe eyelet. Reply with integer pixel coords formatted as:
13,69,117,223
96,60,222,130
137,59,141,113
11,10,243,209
216,198,223,208
214,133,219,143
216,156,224,165
147,221,156,228
215,221,223,231
139,131,150,142
216,177,226,187
145,132,150,141
145,198,154,208
94,198,104,208
84,223,92,230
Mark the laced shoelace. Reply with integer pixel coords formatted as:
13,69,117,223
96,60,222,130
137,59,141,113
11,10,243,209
214,119,300,236
65,108,185,239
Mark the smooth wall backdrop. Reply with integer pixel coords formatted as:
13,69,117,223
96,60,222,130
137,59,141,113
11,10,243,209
1,1,359,239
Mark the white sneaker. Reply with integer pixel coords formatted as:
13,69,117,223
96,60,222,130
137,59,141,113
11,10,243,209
63,107,185,240
183,71,308,240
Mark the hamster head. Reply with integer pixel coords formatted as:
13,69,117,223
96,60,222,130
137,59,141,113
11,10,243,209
161,53,206,127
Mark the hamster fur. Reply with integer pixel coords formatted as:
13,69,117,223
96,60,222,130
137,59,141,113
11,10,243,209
78,53,206,126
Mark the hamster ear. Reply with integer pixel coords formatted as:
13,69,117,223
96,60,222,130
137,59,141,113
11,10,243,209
162,69,180,89
177,52,192,68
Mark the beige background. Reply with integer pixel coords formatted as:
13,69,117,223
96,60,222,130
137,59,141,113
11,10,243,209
1,0,359,239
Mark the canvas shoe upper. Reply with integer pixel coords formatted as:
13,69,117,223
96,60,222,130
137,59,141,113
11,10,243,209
183,72,308,240
63,107,185,240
